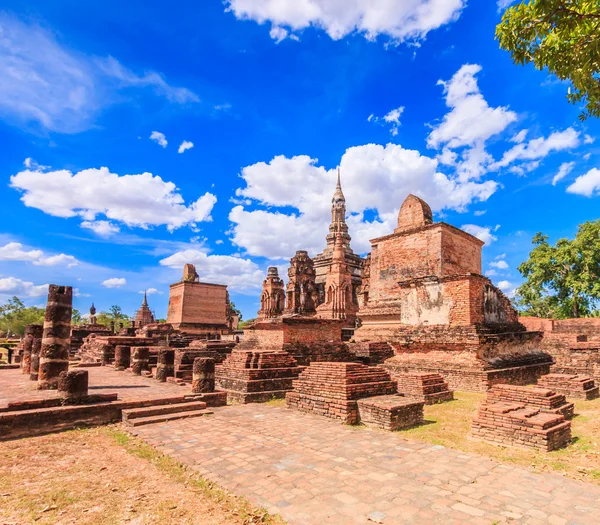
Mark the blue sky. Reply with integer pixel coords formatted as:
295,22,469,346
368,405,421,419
1,1,599,321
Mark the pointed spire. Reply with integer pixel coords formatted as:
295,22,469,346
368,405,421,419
142,290,148,307
333,167,345,202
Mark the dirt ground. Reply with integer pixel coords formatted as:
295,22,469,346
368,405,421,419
0,427,285,525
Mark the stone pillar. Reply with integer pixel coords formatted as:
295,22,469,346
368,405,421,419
21,325,41,374
110,321,115,334
29,333,43,381
192,357,215,393
101,344,113,366
58,370,89,403
131,347,150,375
114,346,131,370
38,285,72,390
155,349,175,382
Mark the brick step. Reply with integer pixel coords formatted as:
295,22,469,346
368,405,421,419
122,401,207,422
123,408,213,427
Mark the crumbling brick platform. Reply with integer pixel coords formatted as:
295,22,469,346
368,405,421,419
392,372,454,404
487,384,574,419
472,401,571,451
285,362,397,424
537,373,600,400
215,350,301,403
357,395,424,430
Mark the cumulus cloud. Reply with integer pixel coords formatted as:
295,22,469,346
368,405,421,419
81,220,121,237
159,250,264,292
102,277,127,288
229,146,497,259
10,166,217,232
0,242,78,267
552,162,575,186
150,131,168,148
139,288,162,295
369,106,404,136
225,0,466,44
461,224,498,246
583,134,595,145
489,260,509,270
566,168,600,197
178,140,194,154
497,280,513,292
0,277,48,297
0,13,198,133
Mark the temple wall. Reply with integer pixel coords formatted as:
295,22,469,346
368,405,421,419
167,282,228,329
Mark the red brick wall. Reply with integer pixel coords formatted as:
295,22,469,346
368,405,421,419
167,282,228,329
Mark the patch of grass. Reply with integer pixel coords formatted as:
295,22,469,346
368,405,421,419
103,427,286,525
397,391,600,485
264,397,287,408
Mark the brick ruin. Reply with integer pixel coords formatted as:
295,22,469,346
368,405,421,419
392,372,454,405
134,291,155,328
353,194,551,392
258,267,286,318
537,373,599,400
472,384,572,451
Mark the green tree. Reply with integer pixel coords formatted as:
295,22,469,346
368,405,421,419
515,220,600,318
94,305,130,328
0,296,45,336
71,309,82,325
229,300,243,322
496,0,600,120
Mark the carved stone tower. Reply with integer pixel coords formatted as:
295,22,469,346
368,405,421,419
258,267,286,318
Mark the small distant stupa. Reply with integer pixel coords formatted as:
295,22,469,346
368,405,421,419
134,291,155,328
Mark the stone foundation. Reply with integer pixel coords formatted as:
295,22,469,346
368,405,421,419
357,395,424,430
286,362,397,424
472,401,571,451
392,372,454,404
537,374,599,401
345,342,395,365
486,384,574,419
215,350,301,403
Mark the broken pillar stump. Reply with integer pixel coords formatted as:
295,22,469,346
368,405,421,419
131,347,150,375
114,346,131,371
38,285,72,390
58,370,89,403
29,333,43,381
192,357,215,393
155,348,175,382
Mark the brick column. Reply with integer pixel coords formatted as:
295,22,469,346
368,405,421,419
192,357,215,393
155,349,175,382
101,344,113,366
29,331,43,381
38,285,72,390
131,347,150,375
21,324,42,374
58,370,89,403
114,346,131,370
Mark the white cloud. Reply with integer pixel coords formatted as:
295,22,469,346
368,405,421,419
230,146,497,259
150,131,168,148
583,134,595,145
0,14,198,133
428,64,517,151
497,280,513,292
491,128,580,171
369,106,404,136
81,220,121,237
269,26,290,43
474,210,486,216
510,129,528,143
102,277,127,288
11,166,217,232
485,269,498,277
159,250,264,292
490,260,509,270
461,224,498,246
139,288,162,295
566,168,600,197
497,0,517,9
0,242,78,267
552,161,575,186
225,0,466,44
495,253,506,259
0,277,48,297
178,140,194,154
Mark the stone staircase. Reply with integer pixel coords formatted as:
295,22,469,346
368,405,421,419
122,398,213,427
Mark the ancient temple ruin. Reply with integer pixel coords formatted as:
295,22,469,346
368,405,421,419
134,291,155,328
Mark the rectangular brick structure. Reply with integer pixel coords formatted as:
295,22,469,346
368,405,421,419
472,401,571,451
537,373,599,400
392,372,454,404
215,350,301,403
357,395,424,430
286,362,397,424
487,384,574,419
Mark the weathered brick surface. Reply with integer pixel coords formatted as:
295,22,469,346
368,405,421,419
537,373,599,400
345,342,394,365
472,401,571,452
357,395,424,430
58,370,89,402
258,267,286,319
114,345,131,370
155,348,175,382
286,362,397,424
392,372,454,404
215,350,300,403
487,384,574,419
192,357,215,393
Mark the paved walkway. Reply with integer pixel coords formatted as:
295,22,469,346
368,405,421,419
132,405,600,525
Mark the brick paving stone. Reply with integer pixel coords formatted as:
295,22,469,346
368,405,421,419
131,404,600,524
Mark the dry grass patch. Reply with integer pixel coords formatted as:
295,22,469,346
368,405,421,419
0,426,286,525
399,391,600,484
